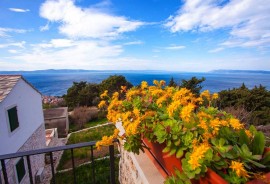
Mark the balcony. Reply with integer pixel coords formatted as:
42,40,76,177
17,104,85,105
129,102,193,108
0,141,118,184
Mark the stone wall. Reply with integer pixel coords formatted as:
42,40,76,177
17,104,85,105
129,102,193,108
1,124,46,184
118,143,165,184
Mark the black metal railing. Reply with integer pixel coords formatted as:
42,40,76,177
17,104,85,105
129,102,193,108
0,141,117,184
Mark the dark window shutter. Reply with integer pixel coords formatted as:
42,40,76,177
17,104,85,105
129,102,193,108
16,158,26,183
8,106,19,132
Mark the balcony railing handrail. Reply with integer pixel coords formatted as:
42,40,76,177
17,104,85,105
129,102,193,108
0,140,118,184
0,141,96,160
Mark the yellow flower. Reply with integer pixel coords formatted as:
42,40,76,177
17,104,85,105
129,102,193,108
198,119,208,131
151,89,164,97
98,100,106,108
210,118,221,135
212,93,219,100
112,92,119,100
245,130,252,138
153,80,159,86
180,103,195,122
133,108,140,117
156,95,168,107
230,161,249,178
188,143,210,170
141,81,148,89
160,80,166,86
167,101,181,117
200,90,211,101
230,118,244,130
100,90,108,99
126,89,140,100
95,135,114,150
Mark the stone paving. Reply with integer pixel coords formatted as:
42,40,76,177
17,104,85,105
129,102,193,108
41,138,67,184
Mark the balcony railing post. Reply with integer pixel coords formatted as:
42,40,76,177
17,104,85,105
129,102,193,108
49,152,56,184
0,160,8,184
90,145,95,184
109,144,115,184
26,156,34,184
71,148,77,184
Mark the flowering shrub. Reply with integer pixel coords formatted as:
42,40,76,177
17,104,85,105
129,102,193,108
96,80,270,183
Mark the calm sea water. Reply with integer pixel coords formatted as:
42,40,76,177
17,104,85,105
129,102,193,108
20,71,270,96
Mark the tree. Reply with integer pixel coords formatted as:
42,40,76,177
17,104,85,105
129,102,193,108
218,84,270,125
64,81,87,108
168,77,177,87
100,75,133,96
64,82,100,109
179,77,205,96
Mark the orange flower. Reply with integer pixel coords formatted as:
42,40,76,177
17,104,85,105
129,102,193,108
230,161,249,178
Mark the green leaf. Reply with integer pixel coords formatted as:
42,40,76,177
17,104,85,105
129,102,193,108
176,148,184,158
162,146,171,153
261,151,270,164
241,144,252,157
251,132,265,155
239,129,250,146
168,148,177,156
246,158,266,168
174,139,181,146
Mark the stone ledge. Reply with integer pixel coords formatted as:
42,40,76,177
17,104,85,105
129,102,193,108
119,142,165,184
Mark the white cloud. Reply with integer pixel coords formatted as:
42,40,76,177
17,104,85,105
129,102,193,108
8,50,18,54
9,8,30,13
165,0,270,48
40,22,50,31
39,0,144,39
165,45,186,50
8,39,123,70
0,41,26,48
37,39,74,48
208,47,224,53
123,41,143,45
0,27,27,37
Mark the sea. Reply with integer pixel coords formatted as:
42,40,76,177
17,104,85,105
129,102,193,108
1,70,270,96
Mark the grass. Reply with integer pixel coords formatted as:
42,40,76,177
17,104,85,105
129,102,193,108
54,157,120,184
69,118,108,132
57,124,117,170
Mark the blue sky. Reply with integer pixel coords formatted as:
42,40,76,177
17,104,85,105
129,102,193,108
0,0,269,71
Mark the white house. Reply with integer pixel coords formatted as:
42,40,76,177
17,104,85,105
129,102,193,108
0,75,46,184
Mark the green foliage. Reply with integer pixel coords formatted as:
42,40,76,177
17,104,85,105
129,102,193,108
168,77,177,87
54,158,119,184
64,75,132,109
64,82,100,108
179,77,205,96
218,84,270,125
58,124,115,170
251,131,265,155
124,134,144,154
100,75,133,97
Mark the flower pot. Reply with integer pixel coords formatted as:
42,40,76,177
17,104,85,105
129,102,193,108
143,138,182,177
143,139,270,184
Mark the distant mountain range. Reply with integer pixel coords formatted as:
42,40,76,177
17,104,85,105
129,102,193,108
0,69,269,74
209,70,270,74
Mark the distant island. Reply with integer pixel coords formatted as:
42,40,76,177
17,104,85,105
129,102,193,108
210,70,270,74
0,69,270,74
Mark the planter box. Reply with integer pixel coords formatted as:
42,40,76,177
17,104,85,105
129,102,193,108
143,139,270,184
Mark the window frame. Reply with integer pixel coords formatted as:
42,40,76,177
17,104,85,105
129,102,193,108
6,105,20,134
14,157,26,184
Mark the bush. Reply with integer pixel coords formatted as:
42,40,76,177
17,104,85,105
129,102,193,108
70,106,92,129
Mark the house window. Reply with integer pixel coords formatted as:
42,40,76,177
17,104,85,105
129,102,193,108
7,106,19,132
15,158,26,183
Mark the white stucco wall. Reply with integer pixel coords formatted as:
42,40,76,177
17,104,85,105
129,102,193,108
0,78,45,155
